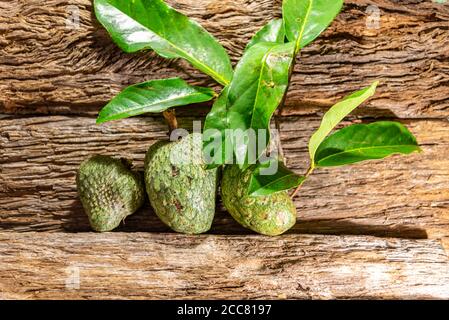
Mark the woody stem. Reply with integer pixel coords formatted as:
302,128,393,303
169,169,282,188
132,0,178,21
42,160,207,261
290,166,314,199
162,109,178,135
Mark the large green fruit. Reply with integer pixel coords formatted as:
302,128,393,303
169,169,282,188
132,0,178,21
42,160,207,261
77,155,145,232
144,134,218,234
221,165,297,236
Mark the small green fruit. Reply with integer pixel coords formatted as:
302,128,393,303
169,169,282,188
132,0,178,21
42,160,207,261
221,165,297,236
144,134,218,234
77,155,145,232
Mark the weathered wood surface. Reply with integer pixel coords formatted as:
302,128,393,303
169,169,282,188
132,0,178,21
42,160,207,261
1,232,449,299
1,115,448,245
1,0,449,118
1,0,449,300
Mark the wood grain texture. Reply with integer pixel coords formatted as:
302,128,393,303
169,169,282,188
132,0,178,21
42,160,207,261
1,0,448,118
1,0,449,300
1,115,448,244
1,232,448,299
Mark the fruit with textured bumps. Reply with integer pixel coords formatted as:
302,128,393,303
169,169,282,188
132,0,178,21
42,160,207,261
221,165,297,236
77,155,145,232
144,134,218,234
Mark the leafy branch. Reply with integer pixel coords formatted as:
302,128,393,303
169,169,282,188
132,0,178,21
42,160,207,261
94,0,421,200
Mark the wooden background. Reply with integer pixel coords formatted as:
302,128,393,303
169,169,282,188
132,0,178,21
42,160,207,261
1,0,449,299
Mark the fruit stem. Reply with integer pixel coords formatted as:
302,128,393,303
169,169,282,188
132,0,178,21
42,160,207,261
290,165,314,199
163,109,178,134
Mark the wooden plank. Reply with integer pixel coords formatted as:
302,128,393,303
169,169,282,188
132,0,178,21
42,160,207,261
1,115,448,244
1,0,449,118
1,232,448,299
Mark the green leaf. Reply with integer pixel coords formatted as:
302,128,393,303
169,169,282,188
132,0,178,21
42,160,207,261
283,0,343,52
245,19,285,51
96,78,215,124
227,41,295,167
202,87,232,169
315,121,421,167
94,0,233,85
308,82,379,163
248,159,305,196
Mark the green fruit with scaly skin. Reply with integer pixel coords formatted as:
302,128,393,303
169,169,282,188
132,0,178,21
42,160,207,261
144,134,218,234
77,155,145,232
221,165,297,236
